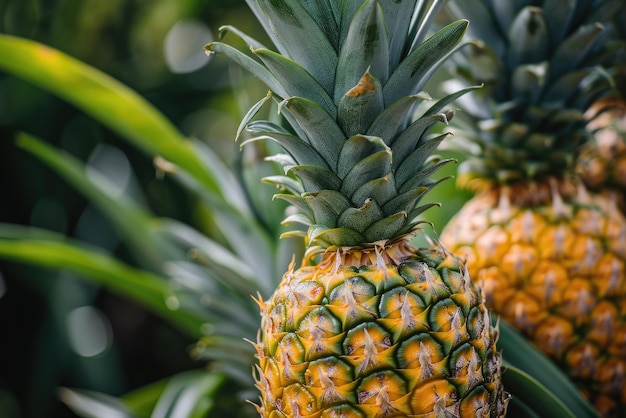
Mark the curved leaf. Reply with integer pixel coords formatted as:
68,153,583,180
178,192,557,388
0,35,220,199
59,387,135,418
256,0,337,93
150,371,225,418
507,6,549,69
206,41,287,98
254,48,337,117
335,0,389,101
280,97,345,170
16,133,173,268
502,364,575,418
384,19,468,105
0,228,206,338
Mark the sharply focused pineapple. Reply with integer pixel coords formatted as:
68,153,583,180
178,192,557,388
438,0,626,415
207,0,508,416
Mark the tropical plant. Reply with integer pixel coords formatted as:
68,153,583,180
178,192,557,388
439,0,626,416
0,32,280,417
575,6,626,210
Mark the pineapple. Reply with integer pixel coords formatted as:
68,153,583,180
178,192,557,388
207,0,508,416
438,0,626,415
576,8,626,204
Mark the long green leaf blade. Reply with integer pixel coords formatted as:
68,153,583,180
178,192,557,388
16,133,174,268
502,364,576,418
0,35,221,199
150,371,225,418
384,19,468,105
335,0,389,101
0,228,207,338
59,387,135,418
256,0,338,93
253,48,337,116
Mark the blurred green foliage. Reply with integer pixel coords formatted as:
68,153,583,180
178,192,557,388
0,1,267,416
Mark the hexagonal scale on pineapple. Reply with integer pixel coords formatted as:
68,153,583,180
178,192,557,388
281,382,318,417
297,307,343,361
473,225,509,270
427,299,469,351
304,358,357,404
595,357,626,396
568,236,603,275
326,275,378,329
536,223,574,259
573,205,607,236
377,287,429,340
501,291,545,332
460,385,494,418
448,343,485,396
356,370,411,416
566,341,600,379
532,316,574,357
396,333,446,375
273,332,307,386
560,278,596,322
527,261,567,308
500,243,539,285
588,301,618,348
342,323,395,376
409,378,458,415
596,254,625,297
400,261,451,305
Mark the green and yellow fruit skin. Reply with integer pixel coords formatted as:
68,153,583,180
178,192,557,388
441,178,626,416
254,238,507,417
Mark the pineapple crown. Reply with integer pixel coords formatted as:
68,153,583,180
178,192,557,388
206,0,470,250
443,0,626,187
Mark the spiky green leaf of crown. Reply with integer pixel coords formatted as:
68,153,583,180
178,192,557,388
443,0,626,186
206,0,471,249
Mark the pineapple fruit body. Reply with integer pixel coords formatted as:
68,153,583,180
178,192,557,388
441,179,626,416
255,240,507,417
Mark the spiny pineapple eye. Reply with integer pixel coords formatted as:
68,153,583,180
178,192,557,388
343,323,391,355
298,307,342,338
379,287,426,319
397,333,445,370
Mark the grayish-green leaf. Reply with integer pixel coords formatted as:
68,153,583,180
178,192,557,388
507,7,549,69
364,211,408,243
288,165,342,192
254,48,337,117
206,42,287,98
337,198,384,233
256,0,338,93
335,0,389,102
280,97,345,170
367,93,432,143
338,70,384,137
337,134,389,179
384,19,468,105
341,150,392,201
395,133,450,189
